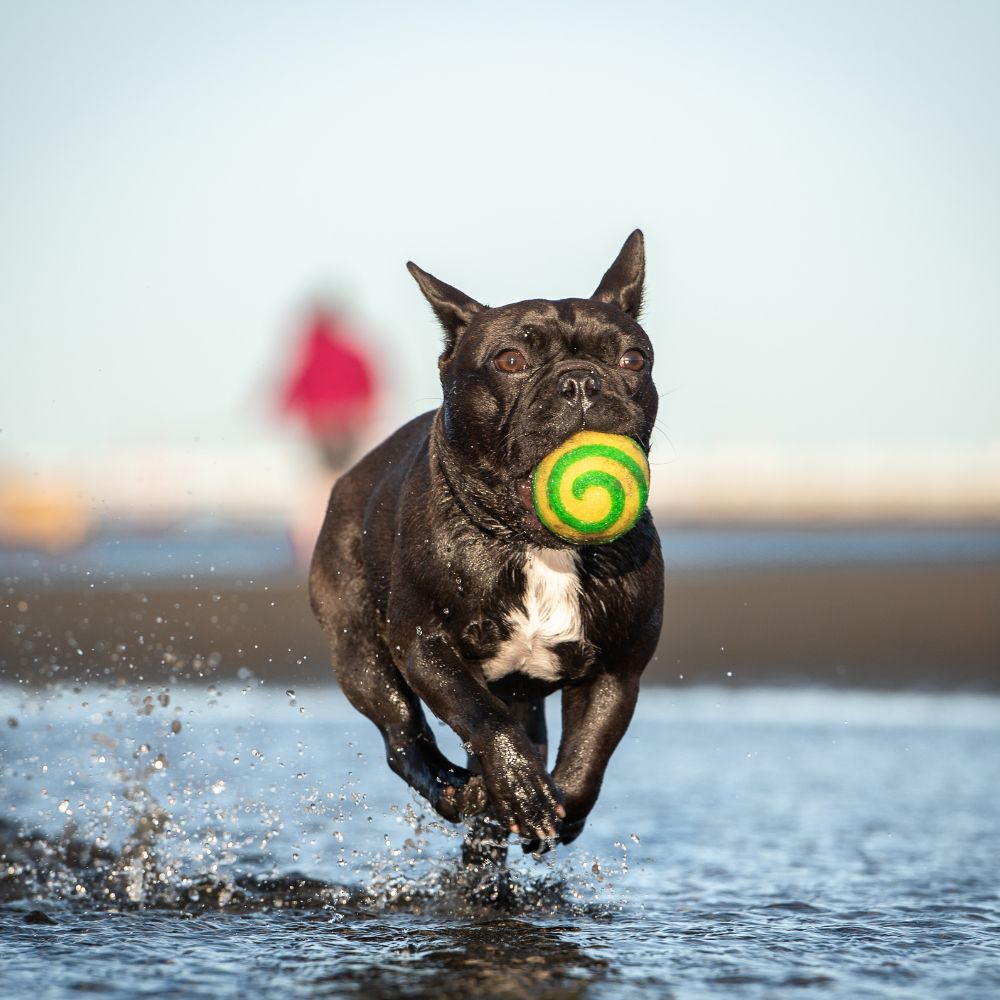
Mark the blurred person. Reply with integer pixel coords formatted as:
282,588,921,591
281,305,376,472
280,303,380,566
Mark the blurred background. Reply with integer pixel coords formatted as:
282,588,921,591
2,0,998,689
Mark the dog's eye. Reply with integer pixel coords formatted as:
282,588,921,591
618,349,646,371
493,349,527,374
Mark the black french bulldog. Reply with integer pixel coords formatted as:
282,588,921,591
309,231,663,859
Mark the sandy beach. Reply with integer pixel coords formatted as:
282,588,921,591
4,538,998,689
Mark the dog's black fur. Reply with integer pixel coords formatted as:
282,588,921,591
310,231,663,857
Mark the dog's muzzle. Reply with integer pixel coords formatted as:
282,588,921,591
558,368,602,411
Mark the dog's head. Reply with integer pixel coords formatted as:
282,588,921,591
408,231,658,545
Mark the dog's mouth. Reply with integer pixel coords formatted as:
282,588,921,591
515,478,548,535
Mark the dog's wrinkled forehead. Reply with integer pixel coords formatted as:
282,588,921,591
458,298,647,364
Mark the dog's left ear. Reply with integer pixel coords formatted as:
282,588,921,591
591,229,645,319
407,261,484,356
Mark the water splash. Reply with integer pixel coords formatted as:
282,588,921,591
1,681,632,920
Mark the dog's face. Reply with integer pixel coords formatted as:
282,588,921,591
409,231,657,545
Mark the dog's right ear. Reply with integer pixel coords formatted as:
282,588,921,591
407,261,484,356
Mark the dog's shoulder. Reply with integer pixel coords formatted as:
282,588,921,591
313,410,436,578
577,516,664,662
342,410,436,497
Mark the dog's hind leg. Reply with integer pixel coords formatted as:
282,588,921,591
461,697,547,870
311,561,478,821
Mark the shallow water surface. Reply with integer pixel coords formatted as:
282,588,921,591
2,684,999,998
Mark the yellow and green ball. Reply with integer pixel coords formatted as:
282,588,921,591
532,431,650,544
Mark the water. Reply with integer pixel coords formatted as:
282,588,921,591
2,683,999,998
3,523,999,582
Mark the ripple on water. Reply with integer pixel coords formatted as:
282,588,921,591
2,683,1000,998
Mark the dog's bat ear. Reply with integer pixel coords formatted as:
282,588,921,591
407,261,484,354
591,229,645,319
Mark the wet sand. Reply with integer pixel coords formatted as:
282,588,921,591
4,561,998,689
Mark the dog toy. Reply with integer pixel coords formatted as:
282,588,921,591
532,431,650,544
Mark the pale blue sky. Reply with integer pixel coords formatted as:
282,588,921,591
2,0,998,471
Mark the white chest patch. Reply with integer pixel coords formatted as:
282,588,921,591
481,548,583,683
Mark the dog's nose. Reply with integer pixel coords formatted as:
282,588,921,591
559,369,603,408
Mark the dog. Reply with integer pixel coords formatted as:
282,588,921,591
309,231,663,859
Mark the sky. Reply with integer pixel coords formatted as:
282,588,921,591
1,0,998,482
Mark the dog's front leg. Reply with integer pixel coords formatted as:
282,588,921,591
329,645,484,823
402,633,566,842
546,669,641,847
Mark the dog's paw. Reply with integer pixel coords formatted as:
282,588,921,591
456,775,488,817
520,815,585,856
483,761,566,842
435,774,488,822
556,815,586,846
519,834,557,857
432,783,461,822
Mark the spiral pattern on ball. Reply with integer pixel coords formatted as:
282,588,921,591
532,431,650,544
